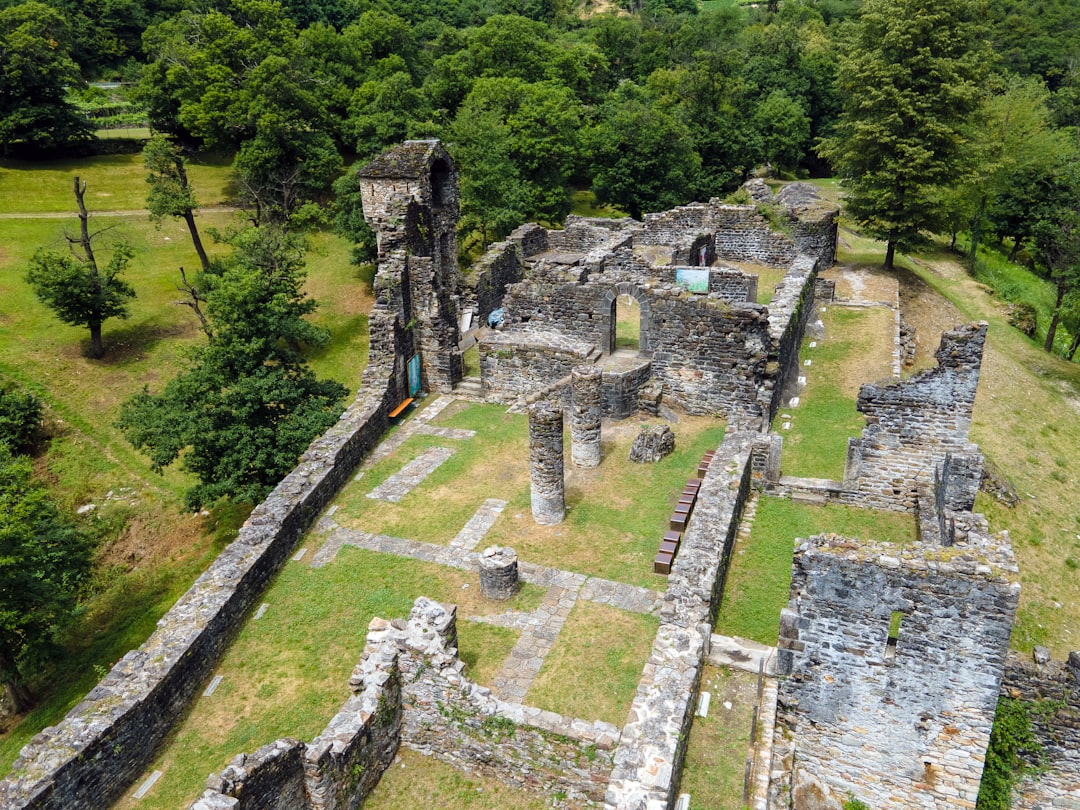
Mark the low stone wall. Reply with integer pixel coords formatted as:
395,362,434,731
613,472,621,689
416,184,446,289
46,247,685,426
775,533,1019,810
640,203,711,247
605,431,755,810
710,205,798,267
0,369,397,810
1000,650,1080,809
602,358,652,418
763,255,817,422
400,600,620,804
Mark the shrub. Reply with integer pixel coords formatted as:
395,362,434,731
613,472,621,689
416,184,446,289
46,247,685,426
1008,302,1038,337
0,384,44,454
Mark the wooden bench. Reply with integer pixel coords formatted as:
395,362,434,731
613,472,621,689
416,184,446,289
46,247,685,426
388,397,414,419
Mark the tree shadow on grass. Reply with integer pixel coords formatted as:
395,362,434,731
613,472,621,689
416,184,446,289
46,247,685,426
88,319,198,366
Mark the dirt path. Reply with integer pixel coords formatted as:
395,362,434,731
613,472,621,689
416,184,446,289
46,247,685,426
0,205,239,219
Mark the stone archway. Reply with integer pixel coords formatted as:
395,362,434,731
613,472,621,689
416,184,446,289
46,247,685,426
601,283,652,355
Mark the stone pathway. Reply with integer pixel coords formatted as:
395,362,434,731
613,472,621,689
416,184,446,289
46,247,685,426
490,584,581,702
366,446,454,503
418,424,476,441
449,498,508,550
361,394,456,467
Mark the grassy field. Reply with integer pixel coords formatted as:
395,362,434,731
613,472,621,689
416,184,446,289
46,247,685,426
526,600,658,727
715,497,916,645
779,304,895,479
679,665,757,810
0,151,370,764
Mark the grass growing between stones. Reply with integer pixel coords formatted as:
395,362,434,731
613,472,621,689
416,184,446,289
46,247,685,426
715,497,916,645
679,665,757,810
365,749,557,810
334,403,529,544
526,600,658,727
486,416,727,588
780,305,895,480
114,545,531,810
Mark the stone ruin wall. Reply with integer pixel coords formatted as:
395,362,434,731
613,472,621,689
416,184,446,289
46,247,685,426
0,364,401,810
842,322,987,512
605,430,757,810
773,534,1020,810
190,597,619,809
1000,651,1080,807
0,148,836,810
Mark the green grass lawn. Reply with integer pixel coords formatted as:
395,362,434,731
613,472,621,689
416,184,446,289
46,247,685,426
779,306,895,479
0,151,236,213
526,600,658,726
679,665,756,810
483,415,727,588
114,544,534,810
715,497,915,645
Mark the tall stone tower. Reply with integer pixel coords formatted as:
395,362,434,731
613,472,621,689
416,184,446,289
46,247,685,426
358,140,463,395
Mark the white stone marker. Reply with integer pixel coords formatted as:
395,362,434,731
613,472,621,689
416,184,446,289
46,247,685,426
203,675,223,697
133,770,163,799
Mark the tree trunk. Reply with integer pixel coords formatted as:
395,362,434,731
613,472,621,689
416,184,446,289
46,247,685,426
1067,331,1080,361
89,321,104,359
0,651,34,714
884,240,896,270
1044,281,1067,352
183,209,211,272
969,195,986,273
1008,237,1022,262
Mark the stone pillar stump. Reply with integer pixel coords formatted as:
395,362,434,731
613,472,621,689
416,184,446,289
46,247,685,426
570,365,602,468
479,546,519,600
529,400,565,524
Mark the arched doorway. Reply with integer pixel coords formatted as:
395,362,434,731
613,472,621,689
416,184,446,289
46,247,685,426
603,283,651,355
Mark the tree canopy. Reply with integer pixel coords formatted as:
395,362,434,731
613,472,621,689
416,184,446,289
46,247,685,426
117,227,347,509
818,0,990,269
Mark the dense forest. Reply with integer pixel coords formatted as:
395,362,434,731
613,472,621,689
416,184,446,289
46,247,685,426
3,0,1080,262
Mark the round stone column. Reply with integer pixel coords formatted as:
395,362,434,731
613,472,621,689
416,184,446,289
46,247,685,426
479,546,519,600
570,365,602,469
529,400,565,524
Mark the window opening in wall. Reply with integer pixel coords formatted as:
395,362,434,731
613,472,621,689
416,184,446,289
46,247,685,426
885,610,903,663
615,294,640,352
430,159,450,208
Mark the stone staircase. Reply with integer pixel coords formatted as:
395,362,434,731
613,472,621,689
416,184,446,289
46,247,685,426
453,376,484,400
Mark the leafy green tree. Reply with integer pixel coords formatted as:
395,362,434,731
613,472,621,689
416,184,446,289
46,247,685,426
818,0,990,269
587,84,701,220
25,178,136,359
447,106,525,248
1031,163,1080,354
137,0,342,223
0,443,91,713
0,1,92,155
451,77,582,223
118,227,347,509
753,89,810,175
144,134,210,272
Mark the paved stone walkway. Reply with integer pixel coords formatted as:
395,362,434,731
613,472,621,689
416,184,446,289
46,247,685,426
489,584,580,702
361,394,456,468
450,498,508,550
418,424,476,441
366,446,454,503
310,391,666,707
